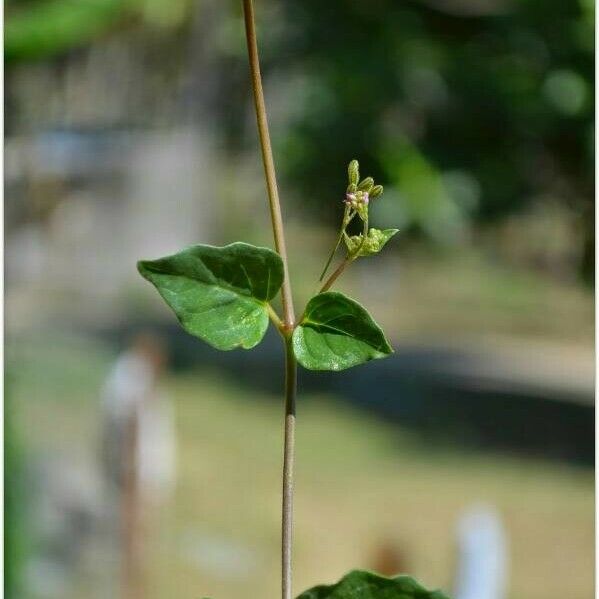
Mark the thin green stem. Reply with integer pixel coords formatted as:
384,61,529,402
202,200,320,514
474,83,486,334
318,228,345,282
318,206,354,282
242,3,297,599
356,214,369,255
319,254,352,293
319,215,368,294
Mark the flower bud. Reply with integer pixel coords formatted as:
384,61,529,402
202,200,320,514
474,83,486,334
358,177,374,192
348,160,359,186
346,183,357,194
370,184,383,198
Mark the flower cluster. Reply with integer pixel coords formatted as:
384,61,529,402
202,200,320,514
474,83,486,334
344,189,369,209
344,160,383,220
319,159,396,282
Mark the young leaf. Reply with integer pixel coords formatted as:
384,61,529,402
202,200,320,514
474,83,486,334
296,569,451,599
345,228,398,257
137,242,283,351
292,292,393,371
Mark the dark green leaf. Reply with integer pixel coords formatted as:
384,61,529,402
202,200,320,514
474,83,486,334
137,242,283,351
292,292,393,371
296,570,451,599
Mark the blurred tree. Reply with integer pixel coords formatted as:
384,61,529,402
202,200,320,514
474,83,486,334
268,0,593,281
5,0,131,62
4,0,192,63
5,0,593,281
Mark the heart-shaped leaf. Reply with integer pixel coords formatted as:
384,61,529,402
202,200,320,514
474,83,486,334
138,242,283,350
292,292,393,371
296,570,450,599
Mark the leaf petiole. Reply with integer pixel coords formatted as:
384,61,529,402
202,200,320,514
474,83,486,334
267,303,287,336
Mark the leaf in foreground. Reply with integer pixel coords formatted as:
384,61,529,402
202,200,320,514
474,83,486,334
138,242,283,350
292,292,393,371
296,570,451,599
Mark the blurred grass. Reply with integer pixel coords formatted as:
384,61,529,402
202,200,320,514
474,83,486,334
8,332,593,599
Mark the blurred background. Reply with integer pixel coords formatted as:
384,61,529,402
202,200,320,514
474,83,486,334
4,0,594,598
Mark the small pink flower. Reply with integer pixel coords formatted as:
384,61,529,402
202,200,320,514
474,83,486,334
344,191,369,208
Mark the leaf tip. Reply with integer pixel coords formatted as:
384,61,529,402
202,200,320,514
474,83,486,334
136,259,149,277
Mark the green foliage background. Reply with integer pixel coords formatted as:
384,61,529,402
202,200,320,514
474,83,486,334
6,0,594,280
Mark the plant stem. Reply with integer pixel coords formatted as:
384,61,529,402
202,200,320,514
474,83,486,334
319,216,367,293
319,255,352,293
267,303,285,334
319,227,345,282
318,207,355,282
282,336,297,599
242,2,297,598
355,213,369,255
242,0,294,329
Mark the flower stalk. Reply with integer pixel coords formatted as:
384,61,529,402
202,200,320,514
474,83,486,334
318,161,382,292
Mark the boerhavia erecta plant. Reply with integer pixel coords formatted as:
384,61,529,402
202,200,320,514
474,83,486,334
138,1,451,598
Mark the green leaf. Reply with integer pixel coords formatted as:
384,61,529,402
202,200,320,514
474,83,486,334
296,570,451,599
137,242,283,351
292,292,393,371
345,228,398,257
